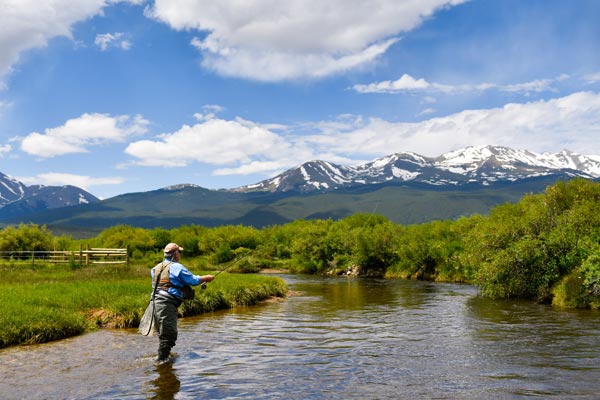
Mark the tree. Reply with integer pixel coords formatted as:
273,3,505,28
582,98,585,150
93,225,155,255
351,220,401,276
0,224,55,252
465,179,600,302
289,219,338,273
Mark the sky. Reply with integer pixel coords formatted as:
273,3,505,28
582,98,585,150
1,0,600,199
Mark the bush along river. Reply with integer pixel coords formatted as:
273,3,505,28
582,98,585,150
1,274,599,399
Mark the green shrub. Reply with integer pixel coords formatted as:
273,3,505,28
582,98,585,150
551,270,590,308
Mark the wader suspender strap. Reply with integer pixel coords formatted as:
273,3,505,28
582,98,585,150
142,261,172,336
152,262,168,297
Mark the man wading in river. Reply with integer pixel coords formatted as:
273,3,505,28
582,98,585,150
151,243,213,364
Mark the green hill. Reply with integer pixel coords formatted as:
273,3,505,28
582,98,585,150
2,176,564,238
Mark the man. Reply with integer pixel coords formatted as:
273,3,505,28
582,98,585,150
151,242,214,364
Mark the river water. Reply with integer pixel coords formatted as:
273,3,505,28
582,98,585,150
1,275,599,399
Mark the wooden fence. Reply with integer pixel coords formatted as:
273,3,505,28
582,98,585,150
0,246,129,267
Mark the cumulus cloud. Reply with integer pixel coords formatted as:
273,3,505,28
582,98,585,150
18,172,125,192
125,117,309,174
353,73,569,95
147,0,467,81
0,0,141,82
21,113,149,157
302,91,600,158
94,32,132,51
0,0,103,80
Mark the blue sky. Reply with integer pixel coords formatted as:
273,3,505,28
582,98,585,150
1,0,600,199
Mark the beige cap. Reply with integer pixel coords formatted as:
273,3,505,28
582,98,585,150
164,243,183,254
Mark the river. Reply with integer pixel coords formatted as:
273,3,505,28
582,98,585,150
1,275,599,399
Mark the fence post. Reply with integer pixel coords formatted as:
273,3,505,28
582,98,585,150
31,250,34,267
126,245,129,267
79,244,83,267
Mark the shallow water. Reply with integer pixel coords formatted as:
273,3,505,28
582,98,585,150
1,275,599,399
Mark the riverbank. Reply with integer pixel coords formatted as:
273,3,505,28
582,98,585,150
0,263,287,349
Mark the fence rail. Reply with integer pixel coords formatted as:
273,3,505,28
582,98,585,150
0,247,129,267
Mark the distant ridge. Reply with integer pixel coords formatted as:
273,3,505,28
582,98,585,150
234,145,600,193
0,172,99,219
0,145,598,236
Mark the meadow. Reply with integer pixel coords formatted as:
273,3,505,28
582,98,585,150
2,178,600,349
0,262,287,349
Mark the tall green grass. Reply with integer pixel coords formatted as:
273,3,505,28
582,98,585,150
0,263,287,349
181,273,288,316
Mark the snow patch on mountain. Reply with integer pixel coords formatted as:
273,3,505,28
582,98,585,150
236,145,600,193
391,167,420,180
164,184,201,191
0,173,100,215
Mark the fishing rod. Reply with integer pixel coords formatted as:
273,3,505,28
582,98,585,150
200,255,247,289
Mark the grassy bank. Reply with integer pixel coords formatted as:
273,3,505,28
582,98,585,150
0,263,287,349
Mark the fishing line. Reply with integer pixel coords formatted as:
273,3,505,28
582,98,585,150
342,184,383,227
363,200,380,227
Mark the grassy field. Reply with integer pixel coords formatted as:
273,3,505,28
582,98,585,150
0,262,287,349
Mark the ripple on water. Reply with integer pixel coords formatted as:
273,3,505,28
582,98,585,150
1,277,599,399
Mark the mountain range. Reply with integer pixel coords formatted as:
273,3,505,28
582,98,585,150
0,172,99,220
236,145,600,193
1,145,598,236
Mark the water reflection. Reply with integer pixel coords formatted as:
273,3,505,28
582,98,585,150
290,275,438,312
1,276,599,399
147,363,181,400
464,295,600,397
309,277,399,309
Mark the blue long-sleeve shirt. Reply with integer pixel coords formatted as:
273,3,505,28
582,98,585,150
151,257,202,300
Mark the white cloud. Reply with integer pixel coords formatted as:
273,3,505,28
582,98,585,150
125,118,307,173
193,104,224,122
214,160,291,176
0,0,105,80
18,172,125,192
353,73,570,95
303,91,600,157
94,32,132,51
584,72,600,84
417,108,436,117
21,113,149,157
354,74,435,93
147,0,468,81
500,78,556,93
0,143,11,156
0,0,142,82
191,36,398,81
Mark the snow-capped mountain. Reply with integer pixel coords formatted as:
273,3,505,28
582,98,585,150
2,145,599,226
236,145,600,193
240,160,355,192
0,172,26,204
0,172,100,218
